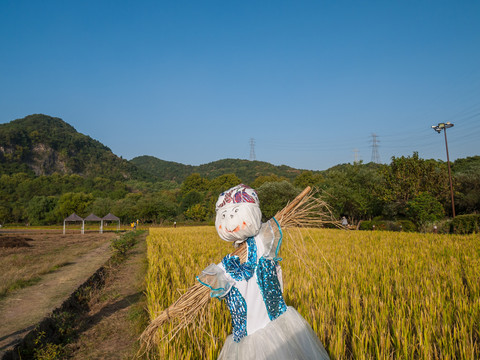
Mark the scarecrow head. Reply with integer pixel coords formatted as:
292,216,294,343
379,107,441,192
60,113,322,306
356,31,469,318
215,184,262,242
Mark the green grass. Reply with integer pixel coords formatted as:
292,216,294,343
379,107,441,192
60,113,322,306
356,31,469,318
0,276,43,300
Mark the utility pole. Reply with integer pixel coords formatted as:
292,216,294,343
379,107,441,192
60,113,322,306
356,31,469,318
431,122,455,218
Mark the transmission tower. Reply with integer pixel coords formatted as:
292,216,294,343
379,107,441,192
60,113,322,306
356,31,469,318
370,133,381,163
353,148,359,164
249,138,256,161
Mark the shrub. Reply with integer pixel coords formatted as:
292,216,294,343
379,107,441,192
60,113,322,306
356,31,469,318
451,214,480,234
397,220,417,232
358,220,373,230
110,231,138,261
358,220,388,231
359,220,417,232
437,219,453,234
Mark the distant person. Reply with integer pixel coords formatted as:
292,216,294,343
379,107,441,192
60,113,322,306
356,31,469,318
131,222,135,231
173,221,177,228
341,216,348,227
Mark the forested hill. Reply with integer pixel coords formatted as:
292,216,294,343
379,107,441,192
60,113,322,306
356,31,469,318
0,114,307,183
130,155,304,184
129,156,195,182
0,114,149,180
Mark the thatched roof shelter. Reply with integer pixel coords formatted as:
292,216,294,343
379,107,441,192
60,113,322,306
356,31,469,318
102,213,120,221
63,213,85,234
84,213,102,221
102,213,120,231
64,213,84,222
84,213,103,233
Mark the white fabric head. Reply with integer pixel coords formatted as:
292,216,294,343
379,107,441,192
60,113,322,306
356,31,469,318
215,184,262,242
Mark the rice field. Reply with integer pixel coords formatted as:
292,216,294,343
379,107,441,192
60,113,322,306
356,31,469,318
144,227,480,359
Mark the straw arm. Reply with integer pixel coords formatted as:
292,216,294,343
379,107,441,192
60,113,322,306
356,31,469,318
138,283,211,353
274,186,311,221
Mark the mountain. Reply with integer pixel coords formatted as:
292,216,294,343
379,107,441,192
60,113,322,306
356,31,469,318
0,114,149,180
130,155,305,184
0,114,307,184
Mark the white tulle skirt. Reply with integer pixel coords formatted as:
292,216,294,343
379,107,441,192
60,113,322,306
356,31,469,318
218,307,330,360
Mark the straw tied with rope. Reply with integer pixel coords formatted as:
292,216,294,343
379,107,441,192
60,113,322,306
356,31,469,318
138,186,338,354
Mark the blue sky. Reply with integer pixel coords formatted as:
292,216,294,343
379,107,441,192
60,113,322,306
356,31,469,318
1,0,479,171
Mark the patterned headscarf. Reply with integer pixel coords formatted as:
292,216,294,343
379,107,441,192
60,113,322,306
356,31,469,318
215,184,260,211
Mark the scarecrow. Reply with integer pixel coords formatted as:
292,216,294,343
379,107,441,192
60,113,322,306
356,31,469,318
141,184,334,359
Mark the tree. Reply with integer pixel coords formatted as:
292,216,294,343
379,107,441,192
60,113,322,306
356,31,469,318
180,190,203,214
56,192,94,218
322,163,384,222
251,174,288,189
293,171,323,189
113,193,142,223
110,181,128,199
0,201,11,224
406,192,444,227
181,173,209,194
209,174,242,194
455,172,480,214
27,196,58,225
185,203,209,222
453,156,480,214
381,152,450,217
89,197,115,218
136,193,177,223
256,181,300,219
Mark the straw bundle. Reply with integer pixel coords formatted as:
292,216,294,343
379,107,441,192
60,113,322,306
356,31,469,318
138,186,338,355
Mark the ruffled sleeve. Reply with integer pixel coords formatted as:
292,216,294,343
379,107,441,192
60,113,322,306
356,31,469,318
196,263,235,298
256,217,283,259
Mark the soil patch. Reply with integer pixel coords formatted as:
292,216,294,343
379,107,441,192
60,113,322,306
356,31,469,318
0,236,33,248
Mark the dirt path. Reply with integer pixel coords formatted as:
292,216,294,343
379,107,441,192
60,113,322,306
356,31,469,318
67,233,147,359
0,240,113,355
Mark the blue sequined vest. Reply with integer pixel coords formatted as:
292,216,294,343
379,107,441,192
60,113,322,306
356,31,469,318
222,237,287,342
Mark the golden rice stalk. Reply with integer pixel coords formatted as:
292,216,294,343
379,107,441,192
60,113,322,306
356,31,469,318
138,186,338,355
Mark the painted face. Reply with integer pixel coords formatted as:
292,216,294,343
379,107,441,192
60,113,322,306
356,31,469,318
215,203,262,242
